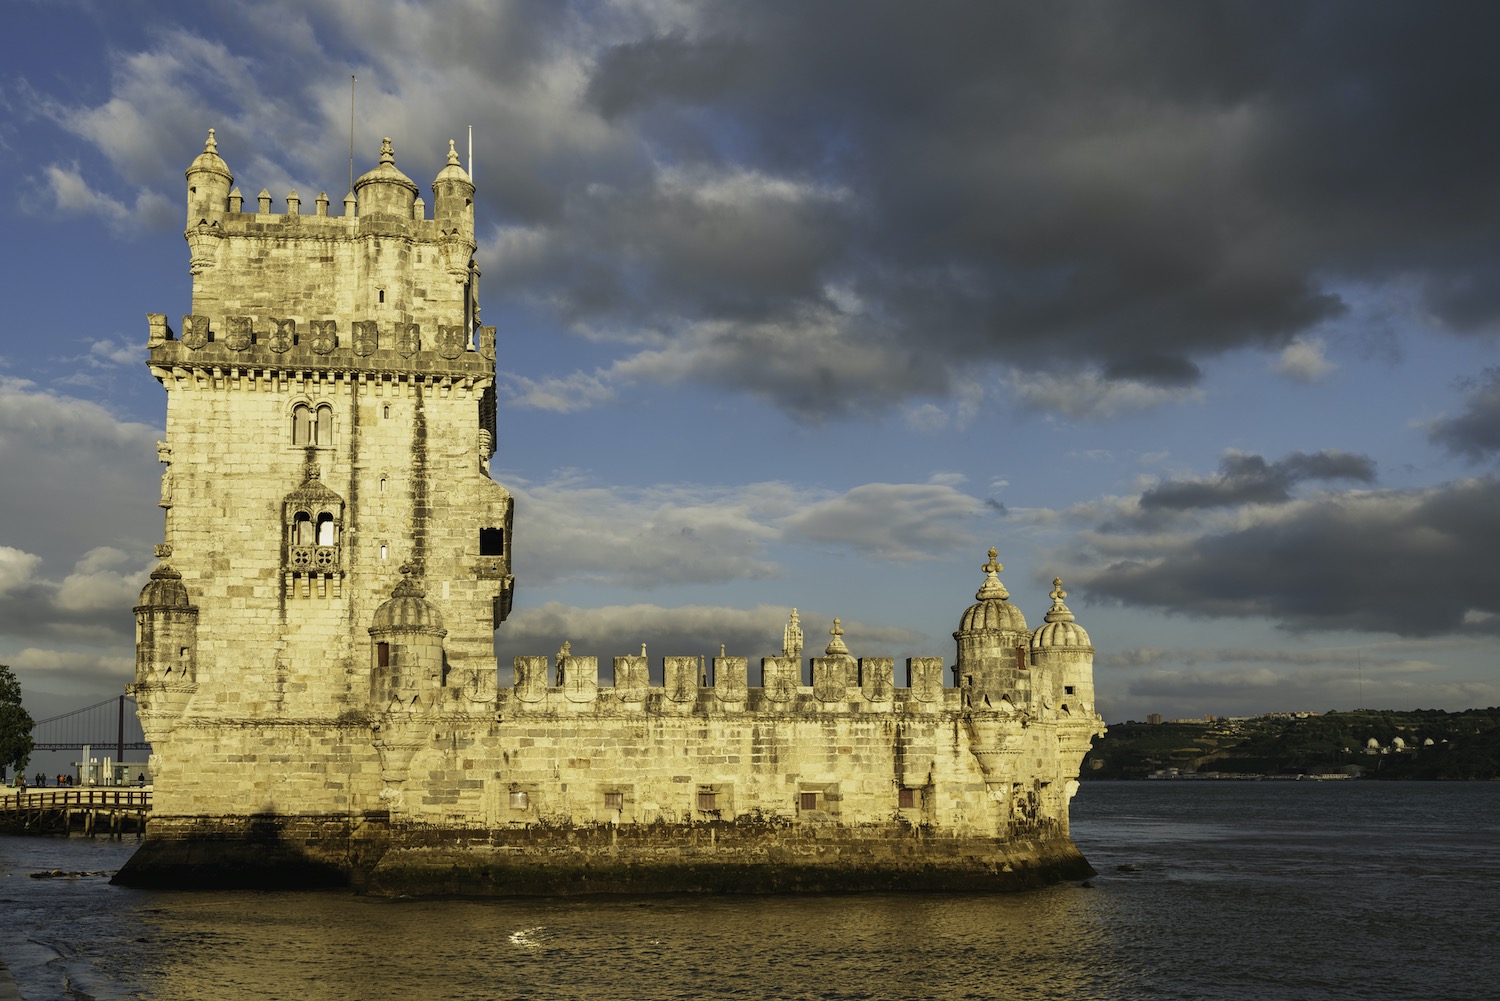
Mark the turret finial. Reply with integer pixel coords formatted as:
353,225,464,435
1044,576,1076,624
825,617,850,657
380,137,394,165
204,128,218,153
976,546,1010,601
447,139,461,166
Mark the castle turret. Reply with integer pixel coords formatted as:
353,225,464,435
432,140,475,237
130,562,199,720
1029,577,1095,717
353,137,420,221
369,564,448,710
184,129,232,275
953,547,1029,707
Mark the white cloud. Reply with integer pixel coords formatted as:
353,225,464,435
36,163,176,231
780,482,985,561
1274,338,1336,383
0,547,43,596
1007,368,1205,419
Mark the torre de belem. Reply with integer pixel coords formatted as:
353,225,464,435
116,133,1105,894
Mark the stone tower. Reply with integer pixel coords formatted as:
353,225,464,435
130,132,513,845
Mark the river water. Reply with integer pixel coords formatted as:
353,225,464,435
2,781,1497,1000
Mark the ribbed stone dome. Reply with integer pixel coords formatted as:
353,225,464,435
137,564,193,609
354,137,420,201
957,548,1027,635
1030,578,1092,649
433,140,472,186
186,129,232,180
370,568,445,635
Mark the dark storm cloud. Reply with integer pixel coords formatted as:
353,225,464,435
1428,368,1500,462
1076,477,1500,637
513,2,1500,418
45,2,1500,421
1141,450,1378,510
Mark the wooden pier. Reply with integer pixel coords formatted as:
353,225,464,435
0,788,152,839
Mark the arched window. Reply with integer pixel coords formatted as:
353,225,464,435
314,404,333,445
293,512,314,546
316,513,337,546
291,403,334,445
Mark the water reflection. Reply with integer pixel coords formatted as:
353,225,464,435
116,887,1124,1001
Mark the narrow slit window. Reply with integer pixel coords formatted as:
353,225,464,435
376,642,390,668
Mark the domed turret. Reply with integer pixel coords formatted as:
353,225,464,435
433,139,475,234
137,563,193,610
371,570,446,635
185,128,233,226
953,548,1031,706
369,563,448,707
353,137,420,220
132,562,199,706
1031,578,1091,650
1029,577,1096,717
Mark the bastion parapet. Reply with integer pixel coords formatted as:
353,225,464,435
115,132,1104,895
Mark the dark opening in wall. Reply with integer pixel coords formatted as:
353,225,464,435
479,527,504,556
376,642,390,668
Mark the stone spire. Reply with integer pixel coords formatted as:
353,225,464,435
782,608,803,660
380,136,395,165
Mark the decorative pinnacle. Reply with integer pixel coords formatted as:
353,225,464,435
825,617,850,657
975,546,1010,602
447,139,461,166
380,137,394,164
204,128,218,153
1045,576,1076,623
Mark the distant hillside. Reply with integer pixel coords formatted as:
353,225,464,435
1082,708,1500,780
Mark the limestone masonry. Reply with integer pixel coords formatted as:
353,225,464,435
116,132,1105,894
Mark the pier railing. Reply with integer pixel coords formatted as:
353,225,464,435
0,787,152,838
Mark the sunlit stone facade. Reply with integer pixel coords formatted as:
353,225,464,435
119,134,1103,894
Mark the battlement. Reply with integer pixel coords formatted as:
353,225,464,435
145,313,495,380
501,654,957,714
182,131,479,334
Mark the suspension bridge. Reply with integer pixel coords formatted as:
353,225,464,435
30,694,150,762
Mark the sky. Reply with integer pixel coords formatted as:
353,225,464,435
2,0,1499,731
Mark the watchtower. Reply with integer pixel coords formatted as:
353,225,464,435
133,132,514,806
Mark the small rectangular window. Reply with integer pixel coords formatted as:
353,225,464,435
800,792,818,811
509,791,529,809
1064,685,1076,695
376,642,390,668
479,527,504,556
697,788,718,812
898,788,916,809
603,791,624,810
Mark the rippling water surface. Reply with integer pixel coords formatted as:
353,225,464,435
3,781,1497,1000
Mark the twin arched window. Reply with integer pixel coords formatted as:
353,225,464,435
292,403,333,446
292,511,339,546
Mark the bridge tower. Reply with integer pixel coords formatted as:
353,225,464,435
127,132,514,861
